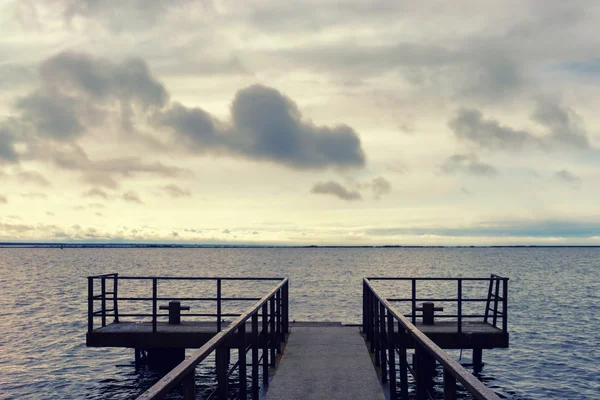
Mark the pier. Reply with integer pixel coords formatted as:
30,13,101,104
86,274,509,399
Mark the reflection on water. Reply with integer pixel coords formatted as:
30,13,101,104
1,247,599,399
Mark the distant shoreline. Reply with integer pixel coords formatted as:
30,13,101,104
1,243,599,249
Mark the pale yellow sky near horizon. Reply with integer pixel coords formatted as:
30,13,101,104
1,1,600,245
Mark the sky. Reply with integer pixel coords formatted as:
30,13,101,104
1,0,600,245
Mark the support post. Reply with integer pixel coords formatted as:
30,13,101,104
276,290,282,352
379,303,387,384
457,279,462,333
473,348,483,373
269,296,276,367
282,281,289,336
411,279,417,325
152,278,157,333
502,278,508,333
398,327,408,400
374,298,380,366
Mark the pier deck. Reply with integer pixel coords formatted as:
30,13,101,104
266,323,385,400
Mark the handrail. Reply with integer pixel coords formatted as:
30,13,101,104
364,278,501,400
367,276,508,332
87,275,288,333
137,278,289,400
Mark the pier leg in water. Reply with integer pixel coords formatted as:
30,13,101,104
473,348,483,373
143,348,186,371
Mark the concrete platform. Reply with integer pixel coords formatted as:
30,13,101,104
266,323,385,400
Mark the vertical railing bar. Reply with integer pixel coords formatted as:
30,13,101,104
374,297,380,366
239,323,247,400
262,303,269,388
398,323,408,400
457,279,462,333
369,286,375,352
217,279,222,332
252,313,259,400
492,277,500,327
276,289,281,351
282,280,289,336
101,277,106,327
411,279,417,325
269,296,276,367
152,278,157,333
379,303,387,384
387,309,397,400
484,274,494,323
88,277,94,333
502,279,508,333
363,280,367,334
182,368,196,400
216,346,227,400
113,274,119,323
443,368,457,400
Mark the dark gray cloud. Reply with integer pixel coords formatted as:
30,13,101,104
16,52,168,141
162,184,191,198
555,169,581,189
311,181,362,201
441,154,498,176
158,84,366,170
122,191,143,204
16,170,51,187
448,101,590,151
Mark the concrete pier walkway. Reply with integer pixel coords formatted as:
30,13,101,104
266,323,385,400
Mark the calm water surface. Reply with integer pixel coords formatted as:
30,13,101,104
0,247,599,399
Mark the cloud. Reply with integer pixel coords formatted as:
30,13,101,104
0,125,19,164
162,184,191,198
364,176,392,200
311,181,362,201
84,187,110,200
555,169,581,189
0,195,7,204
122,190,143,204
16,170,51,187
222,229,231,234
15,52,168,141
449,101,590,151
21,192,47,199
449,109,537,151
158,84,366,170
441,154,498,176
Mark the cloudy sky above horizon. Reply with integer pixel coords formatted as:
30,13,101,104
1,0,600,245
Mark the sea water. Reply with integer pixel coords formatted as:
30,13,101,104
0,247,599,399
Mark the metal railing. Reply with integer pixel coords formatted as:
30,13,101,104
363,278,502,400
87,274,288,334
136,277,289,400
366,275,508,333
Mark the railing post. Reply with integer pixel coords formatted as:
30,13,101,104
262,303,269,388
387,310,397,400
398,326,408,400
369,287,375,352
492,277,500,327
379,303,387,384
216,345,228,400
269,296,276,367
101,277,106,327
374,297,380,366
88,277,93,333
411,279,417,325
443,368,457,400
239,322,247,400
252,313,259,400
113,274,119,323
276,289,282,351
282,280,289,336
484,275,493,323
182,369,196,400
502,278,508,333
152,278,157,333
457,279,462,333
363,280,367,335
415,344,426,400
217,279,222,332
